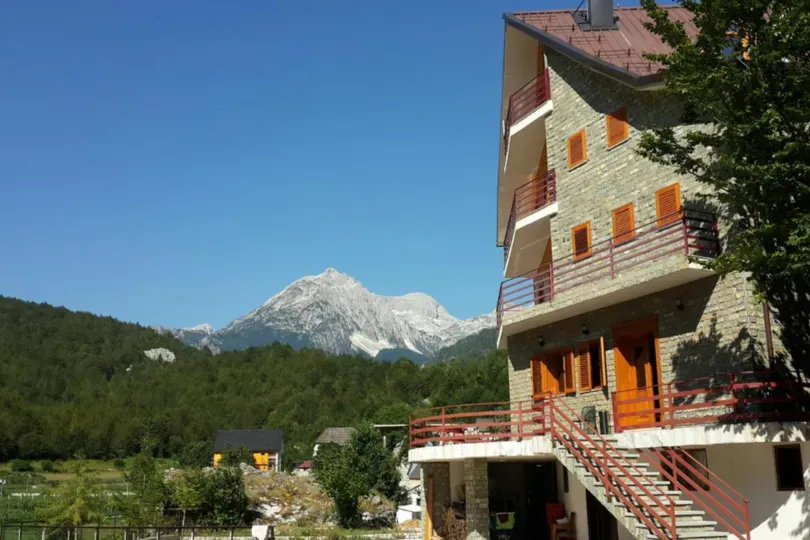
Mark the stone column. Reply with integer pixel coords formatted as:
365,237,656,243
463,459,489,540
421,463,451,540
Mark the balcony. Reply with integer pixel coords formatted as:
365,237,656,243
503,170,558,274
612,371,810,433
503,69,551,145
497,209,720,346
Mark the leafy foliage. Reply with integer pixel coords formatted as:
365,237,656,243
193,467,253,525
37,459,105,526
435,328,496,360
117,444,168,526
0,296,506,465
313,423,403,527
219,446,254,468
638,0,810,368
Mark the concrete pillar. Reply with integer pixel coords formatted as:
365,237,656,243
464,459,490,540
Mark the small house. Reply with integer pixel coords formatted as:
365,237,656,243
212,429,283,471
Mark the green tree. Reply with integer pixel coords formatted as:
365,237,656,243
638,0,810,368
219,446,253,468
313,423,404,528
37,459,106,527
117,443,167,526
195,467,252,525
167,470,203,527
179,441,212,469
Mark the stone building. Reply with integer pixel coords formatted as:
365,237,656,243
408,2,810,540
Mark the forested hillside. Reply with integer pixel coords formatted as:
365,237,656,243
0,296,507,466
435,327,497,360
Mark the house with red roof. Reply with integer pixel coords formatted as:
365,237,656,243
408,2,809,539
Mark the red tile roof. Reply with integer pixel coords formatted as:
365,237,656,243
510,6,697,81
296,459,313,469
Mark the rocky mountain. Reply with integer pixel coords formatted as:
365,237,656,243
167,268,495,360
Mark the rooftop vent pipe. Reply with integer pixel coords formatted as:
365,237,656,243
588,0,616,30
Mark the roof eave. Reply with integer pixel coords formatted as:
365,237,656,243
503,13,664,90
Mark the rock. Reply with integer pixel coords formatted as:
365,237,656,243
143,348,176,363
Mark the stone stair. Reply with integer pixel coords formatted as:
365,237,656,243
552,431,728,540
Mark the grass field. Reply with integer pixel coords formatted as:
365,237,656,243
0,458,179,483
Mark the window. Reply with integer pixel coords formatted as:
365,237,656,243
567,129,588,168
662,449,709,491
577,337,605,392
612,203,636,244
531,350,575,397
655,182,682,226
572,222,592,260
775,445,805,491
606,106,629,148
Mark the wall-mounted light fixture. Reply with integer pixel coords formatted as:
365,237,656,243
537,335,545,347
581,324,590,335
675,297,685,311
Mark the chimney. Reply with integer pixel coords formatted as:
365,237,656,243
588,0,615,30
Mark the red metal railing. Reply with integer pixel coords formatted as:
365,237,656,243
612,371,810,432
409,400,545,448
503,170,557,265
642,448,750,540
505,69,551,137
547,397,679,539
497,209,719,326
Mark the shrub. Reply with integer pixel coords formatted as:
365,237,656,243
10,459,33,472
179,440,212,469
40,460,56,473
113,458,126,470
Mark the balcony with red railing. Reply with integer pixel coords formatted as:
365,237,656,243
503,69,551,147
497,209,720,340
409,400,546,449
612,370,810,433
502,170,557,271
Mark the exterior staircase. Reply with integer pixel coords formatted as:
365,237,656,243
545,397,750,540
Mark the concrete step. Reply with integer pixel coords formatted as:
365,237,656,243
577,464,660,478
645,532,728,539
638,520,719,534
625,509,707,521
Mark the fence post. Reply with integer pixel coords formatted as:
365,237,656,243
1,522,4,540
441,407,446,445
611,392,621,433
668,382,675,428
517,400,524,440
17,523,21,540
94,524,99,540
682,213,689,255
190,528,195,540
229,529,234,540
156,528,161,540
609,240,615,279
41,528,46,540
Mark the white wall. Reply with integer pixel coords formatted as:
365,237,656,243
699,443,810,539
555,462,590,540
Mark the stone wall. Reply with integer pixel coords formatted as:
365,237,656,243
420,462,450,540
463,459,489,540
508,274,769,430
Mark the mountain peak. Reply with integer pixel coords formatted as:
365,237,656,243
184,323,214,334
177,270,495,360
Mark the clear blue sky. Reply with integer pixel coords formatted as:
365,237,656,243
0,0,576,329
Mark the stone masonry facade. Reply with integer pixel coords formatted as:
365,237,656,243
420,462,449,539
505,50,776,428
463,459,489,540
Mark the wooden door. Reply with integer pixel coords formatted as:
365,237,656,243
613,318,660,429
424,475,434,540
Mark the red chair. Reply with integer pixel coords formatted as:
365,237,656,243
545,502,565,527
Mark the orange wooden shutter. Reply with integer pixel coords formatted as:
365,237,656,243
656,183,682,226
572,222,592,260
567,130,587,168
531,358,543,398
563,351,575,394
599,336,607,388
606,106,629,148
612,203,636,243
577,345,591,391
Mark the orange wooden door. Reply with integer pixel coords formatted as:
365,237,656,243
613,318,659,428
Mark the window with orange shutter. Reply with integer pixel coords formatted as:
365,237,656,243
567,130,588,168
571,222,592,260
563,351,575,394
577,346,591,391
656,183,682,226
612,203,636,244
606,106,629,148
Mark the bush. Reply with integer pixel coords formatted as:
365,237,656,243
179,441,212,469
40,460,56,473
10,459,33,472
219,446,253,468
113,458,126,470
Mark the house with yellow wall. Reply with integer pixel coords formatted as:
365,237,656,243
212,429,283,471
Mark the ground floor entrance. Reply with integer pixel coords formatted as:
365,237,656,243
488,462,558,540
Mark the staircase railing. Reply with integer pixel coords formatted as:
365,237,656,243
547,396,679,539
644,448,750,540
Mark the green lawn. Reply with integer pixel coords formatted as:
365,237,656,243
0,458,179,483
